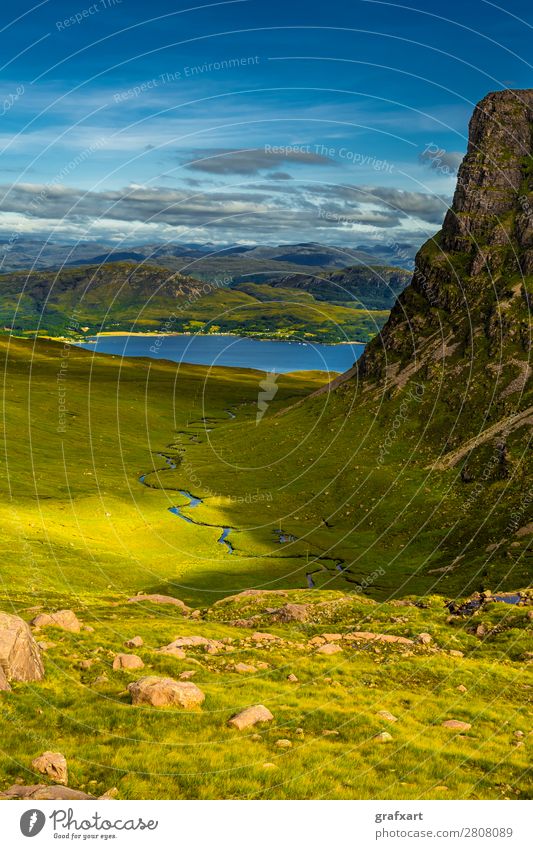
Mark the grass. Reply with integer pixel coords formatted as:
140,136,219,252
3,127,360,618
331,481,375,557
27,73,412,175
0,337,530,800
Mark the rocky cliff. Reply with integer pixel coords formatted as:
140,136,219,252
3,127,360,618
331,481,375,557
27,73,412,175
353,90,532,477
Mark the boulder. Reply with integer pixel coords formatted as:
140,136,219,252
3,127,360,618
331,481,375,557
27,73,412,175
31,751,68,785
124,636,143,648
275,739,292,748
271,603,309,623
442,719,471,731
287,673,298,682
228,704,274,730
112,653,144,671
128,676,205,709
31,609,81,633
1,784,94,800
417,633,433,645
373,732,393,743
251,632,279,643
376,710,398,723
127,594,190,613
316,643,342,655
0,611,44,683
234,663,257,674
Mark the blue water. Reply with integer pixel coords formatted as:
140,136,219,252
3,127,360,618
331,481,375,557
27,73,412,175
75,333,364,374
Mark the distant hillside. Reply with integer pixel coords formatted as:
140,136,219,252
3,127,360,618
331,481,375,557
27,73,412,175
265,265,412,310
0,260,389,343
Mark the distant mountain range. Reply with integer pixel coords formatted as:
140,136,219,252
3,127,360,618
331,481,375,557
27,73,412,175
0,238,416,279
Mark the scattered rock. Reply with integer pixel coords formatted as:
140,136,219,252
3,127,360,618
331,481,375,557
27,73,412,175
275,739,292,749
0,611,45,684
124,636,143,648
322,633,342,641
234,663,257,674
179,670,196,680
31,752,68,785
128,676,205,709
376,710,398,723
31,610,81,633
308,636,326,647
448,650,464,658
456,684,468,693
251,632,279,643
99,787,119,800
1,784,94,800
160,636,223,652
36,641,56,651
373,732,393,743
442,719,471,731
262,762,277,769
417,633,433,645
287,673,298,682
346,631,413,646
316,643,342,655
112,653,144,671
127,594,190,613
271,603,309,623
322,729,339,737
228,704,274,730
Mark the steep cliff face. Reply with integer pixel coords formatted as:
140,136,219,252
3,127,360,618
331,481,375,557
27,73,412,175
345,89,532,490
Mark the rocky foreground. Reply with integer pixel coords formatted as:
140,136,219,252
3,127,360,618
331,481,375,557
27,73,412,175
0,588,530,800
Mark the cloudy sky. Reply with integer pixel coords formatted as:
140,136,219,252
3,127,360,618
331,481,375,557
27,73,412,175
0,0,531,255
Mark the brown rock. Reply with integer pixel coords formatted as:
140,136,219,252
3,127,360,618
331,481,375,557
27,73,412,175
442,719,472,731
127,594,190,613
322,633,342,641
112,653,144,671
31,752,68,785
128,676,205,709
124,636,143,648
0,611,44,683
31,609,81,633
417,633,433,645
448,650,464,657
456,684,468,693
373,731,393,743
287,673,298,682
1,784,94,800
271,603,309,623
251,632,279,643
275,739,292,748
228,704,274,730
234,662,257,674
376,710,398,723
179,670,196,680
316,643,342,655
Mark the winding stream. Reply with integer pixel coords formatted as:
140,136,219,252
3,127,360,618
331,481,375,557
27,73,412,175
138,406,357,588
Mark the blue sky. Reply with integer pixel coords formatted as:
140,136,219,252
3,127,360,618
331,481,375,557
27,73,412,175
0,0,531,252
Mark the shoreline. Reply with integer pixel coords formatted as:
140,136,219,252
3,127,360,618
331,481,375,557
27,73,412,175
68,331,367,347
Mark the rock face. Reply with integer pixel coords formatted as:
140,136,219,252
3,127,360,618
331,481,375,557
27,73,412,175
228,704,274,730
128,676,205,709
0,612,45,684
31,751,68,785
357,90,533,424
32,609,81,633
